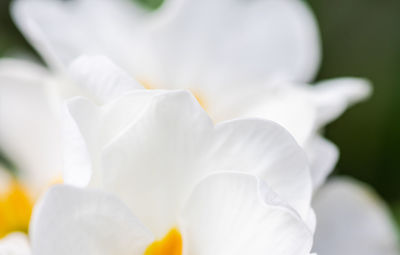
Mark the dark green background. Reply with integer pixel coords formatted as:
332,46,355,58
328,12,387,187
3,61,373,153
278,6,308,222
0,0,399,225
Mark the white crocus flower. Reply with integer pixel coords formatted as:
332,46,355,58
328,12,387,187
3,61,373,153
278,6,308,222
12,0,372,189
313,177,400,255
27,58,315,255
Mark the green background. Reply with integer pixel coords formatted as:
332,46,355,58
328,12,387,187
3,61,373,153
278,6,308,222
0,0,399,226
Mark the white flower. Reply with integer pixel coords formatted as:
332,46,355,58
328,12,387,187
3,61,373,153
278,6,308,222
12,0,372,189
1,0,394,253
31,173,313,255
313,177,400,255
28,60,315,255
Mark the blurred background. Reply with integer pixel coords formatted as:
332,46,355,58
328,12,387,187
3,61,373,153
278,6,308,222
0,0,399,227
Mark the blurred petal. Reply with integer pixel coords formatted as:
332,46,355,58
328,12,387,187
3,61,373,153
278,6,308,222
305,135,339,190
313,177,400,255
12,0,147,71
311,78,372,127
180,172,313,255
30,185,153,255
135,0,320,89
227,84,317,145
0,59,61,193
69,56,144,105
99,90,311,237
0,233,30,255
13,0,320,85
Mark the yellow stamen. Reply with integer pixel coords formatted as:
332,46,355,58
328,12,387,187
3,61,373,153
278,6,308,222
144,228,182,255
0,181,33,238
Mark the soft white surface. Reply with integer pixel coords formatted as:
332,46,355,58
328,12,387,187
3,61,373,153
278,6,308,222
0,233,31,255
305,135,339,190
13,0,320,84
69,90,312,236
0,59,62,194
30,185,153,255
30,173,314,255
313,178,400,255
180,172,313,255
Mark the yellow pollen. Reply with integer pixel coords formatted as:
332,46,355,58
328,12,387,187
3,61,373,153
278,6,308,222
0,181,33,238
144,228,182,255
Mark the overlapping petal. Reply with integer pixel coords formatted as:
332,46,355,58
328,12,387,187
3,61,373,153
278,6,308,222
65,89,312,236
30,185,153,255
180,172,313,255
30,173,314,255
61,57,313,236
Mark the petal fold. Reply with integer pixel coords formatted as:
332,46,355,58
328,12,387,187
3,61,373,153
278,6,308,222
99,90,311,236
180,172,313,255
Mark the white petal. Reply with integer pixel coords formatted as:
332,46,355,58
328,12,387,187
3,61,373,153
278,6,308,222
62,97,100,187
313,177,400,255
63,89,166,187
226,84,317,145
13,0,320,86
212,118,312,218
135,0,320,89
100,90,312,236
30,185,153,255
101,91,213,237
12,0,147,71
0,59,62,194
68,56,143,105
0,233,30,255
305,136,339,190
180,172,313,255
311,78,372,127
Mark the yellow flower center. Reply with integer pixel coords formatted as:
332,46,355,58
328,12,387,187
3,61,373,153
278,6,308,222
144,228,182,255
0,181,33,238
